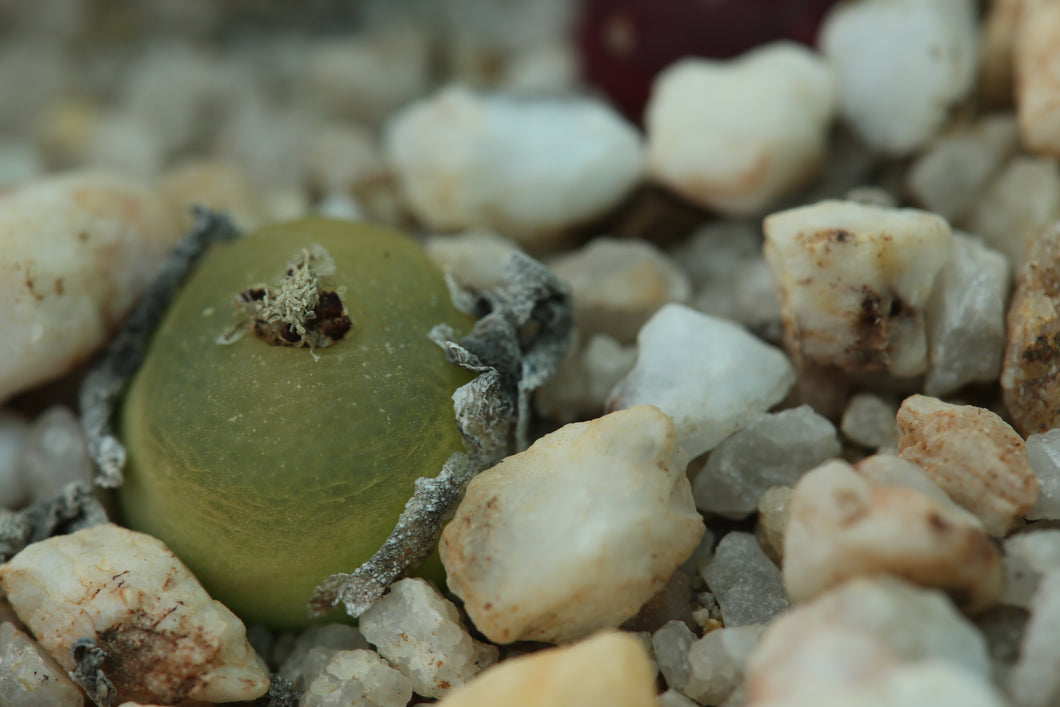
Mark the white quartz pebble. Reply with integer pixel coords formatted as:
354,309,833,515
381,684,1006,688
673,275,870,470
549,237,691,343
434,631,657,707
671,221,782,337
852,454,957,508
897,394,1039,537
278,623,369,686
160,159,268,231
924,233,1010,396
819,0,979,156
701,532,788,627
303,27,431,127
608,304,794,458
358,578,497,699
1027,429,1060,520
645,42,836,216
119,42,231,159
385,86,642,246
692,405,840,519
839,393,897,450
0,523,269,705
750,661,1009,707
755,487,793,564
0,171,181,403
300,648,413,707
1009,569,1060,707
0,621,84,707
303,123,387,199
685,624,765,706
424,229,522,293
1016,0,1060,157
535,333,637,423
964,155,1060,270
1002,531,1060,609
906,115,1020,223
784,460,1002,610
746,576,993,706
440,406,704,644
764,200,954,378
17,406,94,505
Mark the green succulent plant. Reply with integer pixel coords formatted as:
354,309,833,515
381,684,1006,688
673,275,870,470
119,217,474,628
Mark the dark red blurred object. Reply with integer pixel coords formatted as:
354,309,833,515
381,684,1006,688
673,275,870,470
576,0,842,122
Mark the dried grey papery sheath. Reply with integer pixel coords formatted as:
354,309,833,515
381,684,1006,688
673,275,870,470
78,212,573,620
71,638,117,707
0,482,108,561
310,252,573,619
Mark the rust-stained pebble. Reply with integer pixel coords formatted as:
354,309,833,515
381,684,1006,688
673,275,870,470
763,199,953,378
1002,222,1060,435
0,170,181,404
896,394,1038,537
0,523,269,705
784,459,1002,611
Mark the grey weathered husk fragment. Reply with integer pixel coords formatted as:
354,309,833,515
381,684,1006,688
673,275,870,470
71,637,117,707
79,207,241,487
75,212,572,622
0,482,108,561
310,252,573,619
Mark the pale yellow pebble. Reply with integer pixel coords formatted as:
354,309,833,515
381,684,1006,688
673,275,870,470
435,631,657,707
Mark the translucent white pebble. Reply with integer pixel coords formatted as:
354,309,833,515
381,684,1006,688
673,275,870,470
608,304,794,458
385,87,642,247
1026,429,1060,520
440,406,704,644
358,578,497,699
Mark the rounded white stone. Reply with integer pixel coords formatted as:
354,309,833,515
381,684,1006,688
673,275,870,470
646,42,836,216
359,578,497,699
440,405,704,644
608,303,794,458
549,237,691,343
746,576,994,706
819,0,978,156
385,86,643,246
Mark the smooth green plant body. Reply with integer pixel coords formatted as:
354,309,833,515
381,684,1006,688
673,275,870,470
119,218,475,628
